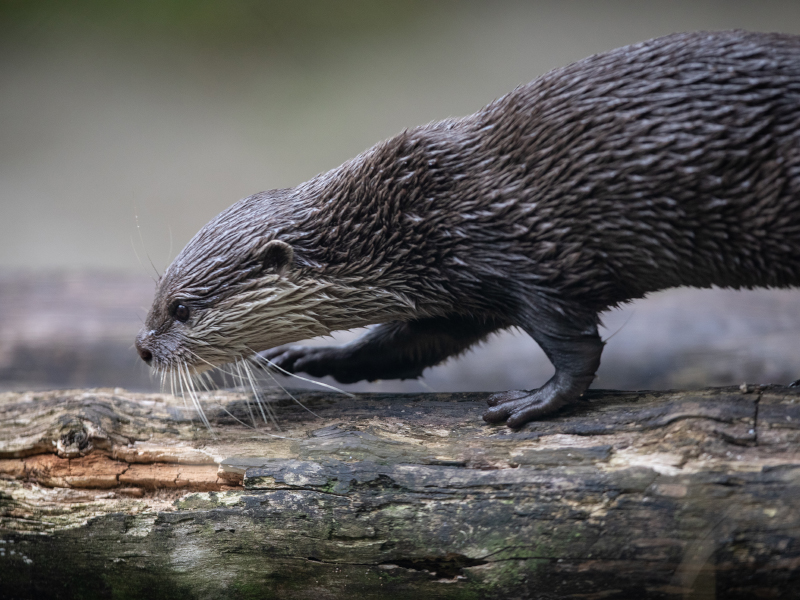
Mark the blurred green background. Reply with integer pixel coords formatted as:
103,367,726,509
3,0,800,272
2,0,800,393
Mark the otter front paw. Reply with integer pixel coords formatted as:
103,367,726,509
258,345,364,383
483,387,571,428
260,345,335,377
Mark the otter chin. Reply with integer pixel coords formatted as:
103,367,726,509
136,30,800,428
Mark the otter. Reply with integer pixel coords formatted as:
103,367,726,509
136,30,800,428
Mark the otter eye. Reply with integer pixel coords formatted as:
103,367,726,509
172,303,191,323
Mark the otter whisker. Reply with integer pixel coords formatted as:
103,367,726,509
192,373,206,393
210,403,257,429
193,369,208,395
233,358,264,428
231,358,258,428
179,360,213,432
602,309,637,343
134,205,161,279
417,379,438,393
205,400,306,440
176,361,197,424
253,357,322,420
250,351,355,399
179,348,275,430
170,368,177,399
147,363,157,384
241,358,281,429
199,400,308,440
175,363,189,412
202,370,217,392
221,369,232,391
193,370,213,393
130,235,157,285
178,346,326,426
178,361,191,413
231,360,257,427
182,347,254,382
243,346,329,418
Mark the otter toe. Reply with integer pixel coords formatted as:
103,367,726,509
487,390,529,407
483,390,568,427
506,399,562,428
259,346,310,373
483,398,527,423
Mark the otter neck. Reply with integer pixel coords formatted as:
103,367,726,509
286,123,481,319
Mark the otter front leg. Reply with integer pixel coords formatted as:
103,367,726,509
261,316,503,384
483,319,604,428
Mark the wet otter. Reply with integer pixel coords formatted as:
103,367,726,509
136,30,800,427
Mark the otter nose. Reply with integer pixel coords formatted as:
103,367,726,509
135,337,153,364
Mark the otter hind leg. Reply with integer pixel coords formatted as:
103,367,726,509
259,315,504,384
483,313,604,428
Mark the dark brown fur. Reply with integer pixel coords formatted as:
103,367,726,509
137,30,800,427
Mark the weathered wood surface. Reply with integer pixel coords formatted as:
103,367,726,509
1,385,799,599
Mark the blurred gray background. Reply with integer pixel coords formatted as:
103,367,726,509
2,0,800,394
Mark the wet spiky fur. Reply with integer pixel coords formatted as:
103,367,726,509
137,30,800,427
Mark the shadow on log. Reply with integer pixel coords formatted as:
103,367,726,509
1,385,799,599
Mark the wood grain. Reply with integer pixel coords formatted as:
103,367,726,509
1,385,799,599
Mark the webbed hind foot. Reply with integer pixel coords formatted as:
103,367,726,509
483,384,572,428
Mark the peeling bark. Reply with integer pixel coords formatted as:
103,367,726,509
1,385,799,599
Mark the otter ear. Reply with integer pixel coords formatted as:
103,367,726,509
257,239,294,277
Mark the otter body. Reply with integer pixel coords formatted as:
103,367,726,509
136,31,800,427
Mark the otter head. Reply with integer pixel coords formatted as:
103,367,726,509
135,191,338,374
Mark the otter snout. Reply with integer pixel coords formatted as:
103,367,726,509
135,333,153,365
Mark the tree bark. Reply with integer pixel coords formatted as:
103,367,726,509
1,385,799,599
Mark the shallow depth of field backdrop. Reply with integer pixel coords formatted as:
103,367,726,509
2,0,800,395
